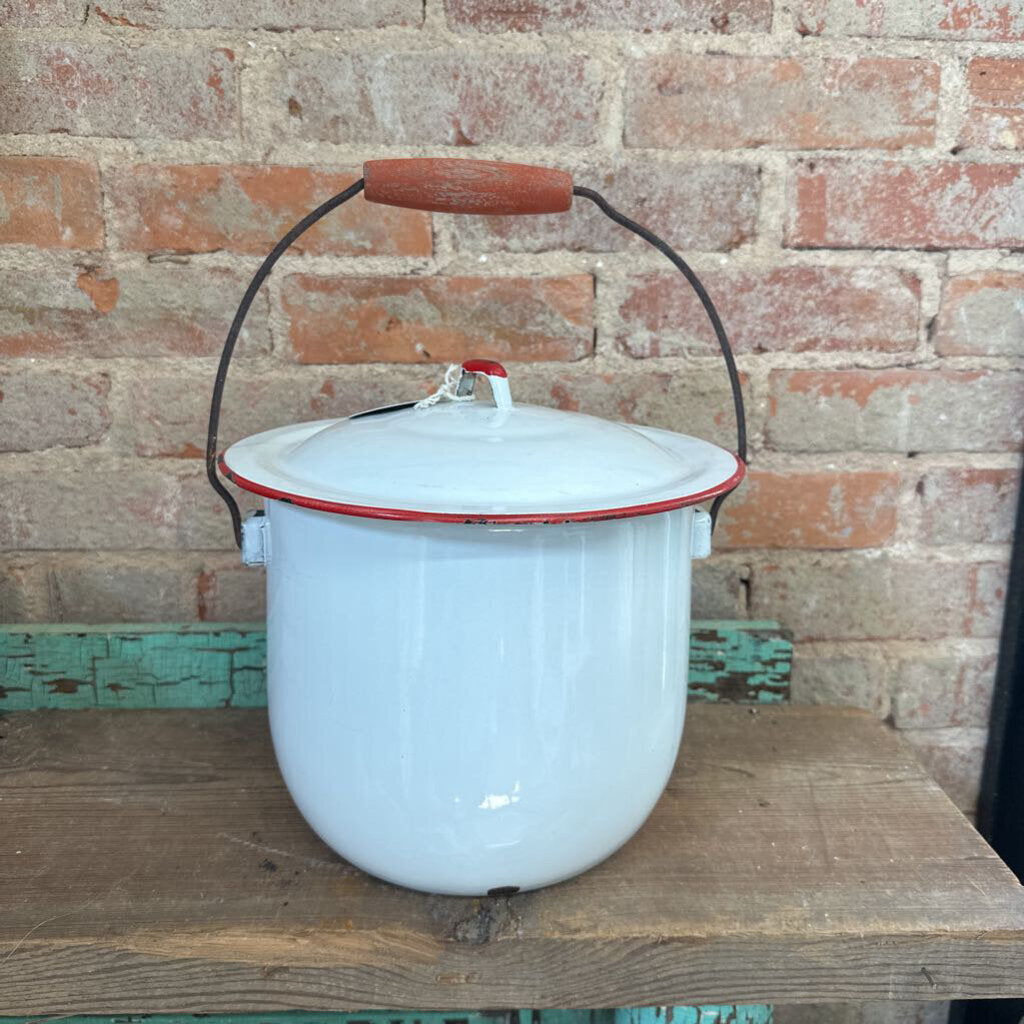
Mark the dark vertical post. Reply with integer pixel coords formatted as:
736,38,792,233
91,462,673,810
955,466,1024,1024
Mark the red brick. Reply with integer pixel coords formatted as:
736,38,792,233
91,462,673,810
0,262,270,358
617,266,920,357
0,462,179,550
444,0,771,32
196,563,265,621
177,463,263,550
303,369,452,422
512,363,747,449
0,557,38,621
0,369,110,452
791,653,889,716
962,58,1024,150
274,53,604,146
122,372,299,460
1,0,86,25
892,652,998,729
717,470,899,550
109,164,431,257
749,555,1006,641
794,0,1024,40
935,272,1024,357
91,0,421,28
119,366,427,459
0,459,262,552
767,369,1024,452
0,43,237,140
626,56,938,150
452,161,760,254
918,466,1020,544
0,157,102,249
787,160,1024,250
136,360,747,459
282,275,594,365
45,559,195,622
692,560,749,619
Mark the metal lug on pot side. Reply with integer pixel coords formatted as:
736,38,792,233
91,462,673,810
241,511,270,566
691,509,712,559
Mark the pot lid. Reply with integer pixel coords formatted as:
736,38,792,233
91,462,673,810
220,360,744,524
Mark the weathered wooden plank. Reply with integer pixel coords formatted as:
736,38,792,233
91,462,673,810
1,705,1021,1013
2,1011,772,1024
0,623,783,1024
0,622,791,711
4,1016,524,1024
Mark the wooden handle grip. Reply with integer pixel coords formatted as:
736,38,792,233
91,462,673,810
363,159,573,216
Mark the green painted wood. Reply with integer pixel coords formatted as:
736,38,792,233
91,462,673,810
2,623,786,1024
0,624,266,710
0,621,791,711
614,1007,772,1024
688,623,790,704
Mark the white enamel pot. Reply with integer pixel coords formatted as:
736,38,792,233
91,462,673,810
206,159,747,896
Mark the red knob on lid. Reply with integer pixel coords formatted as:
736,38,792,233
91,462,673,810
462,359,508,379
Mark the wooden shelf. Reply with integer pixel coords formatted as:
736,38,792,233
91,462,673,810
2,704,1023,1014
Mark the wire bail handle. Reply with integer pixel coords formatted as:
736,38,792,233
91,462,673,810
207,158,747,548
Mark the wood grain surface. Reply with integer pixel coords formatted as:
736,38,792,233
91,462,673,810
363,159,573,216
2,704,1022,1013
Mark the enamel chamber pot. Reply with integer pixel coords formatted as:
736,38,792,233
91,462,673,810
207,159,747,896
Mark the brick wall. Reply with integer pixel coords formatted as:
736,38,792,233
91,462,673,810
2,3,1022,820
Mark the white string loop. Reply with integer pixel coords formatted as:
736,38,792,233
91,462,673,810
415,363,475,409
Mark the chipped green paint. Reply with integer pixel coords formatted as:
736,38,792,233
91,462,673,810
688,622,791,704
2,623,785,1024
0,622,790,711
614,1007,773,1023
0,624,267,710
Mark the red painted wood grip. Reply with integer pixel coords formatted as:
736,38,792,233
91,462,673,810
363,159,573,216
